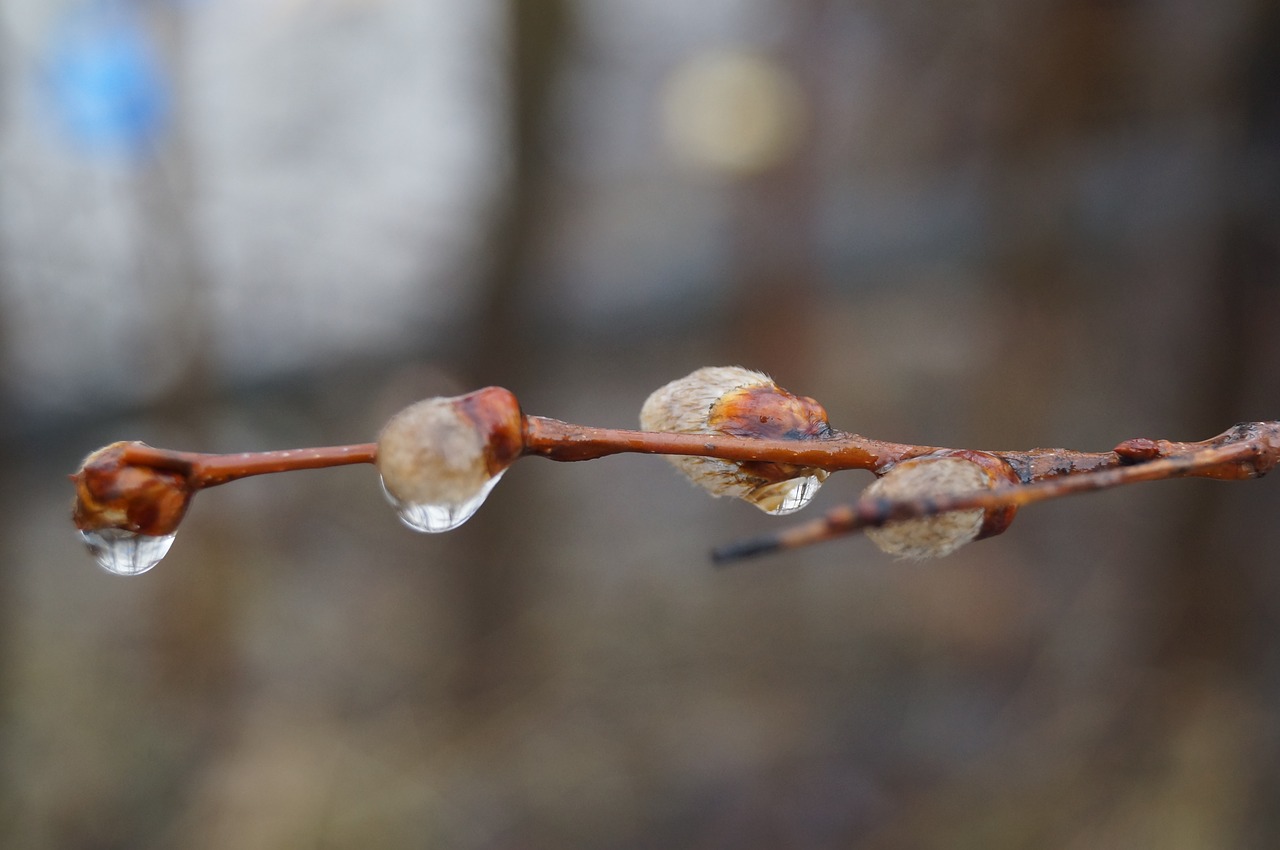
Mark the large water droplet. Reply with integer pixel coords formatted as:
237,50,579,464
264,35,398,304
80,528,175,576
381,470,505,533
746,474,824,516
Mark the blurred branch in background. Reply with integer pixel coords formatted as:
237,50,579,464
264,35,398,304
443,0,575,715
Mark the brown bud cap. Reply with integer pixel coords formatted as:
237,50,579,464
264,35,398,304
641,367,831,513
863,454,1010,560
376,386,524,508
71,441,193,537
942,450,1021,540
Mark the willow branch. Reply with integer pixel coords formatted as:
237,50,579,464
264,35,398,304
76,408,1279,558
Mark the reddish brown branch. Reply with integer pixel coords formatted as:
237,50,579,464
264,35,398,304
122,442,377,488
105,418,1119,495
71,388,1279,563
108,420,1263,493
520,416,1133,479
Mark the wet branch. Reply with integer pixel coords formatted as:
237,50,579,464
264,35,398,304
73,386,1279,567
712,424,1280,563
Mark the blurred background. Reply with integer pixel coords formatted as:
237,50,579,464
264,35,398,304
2,0,1279,846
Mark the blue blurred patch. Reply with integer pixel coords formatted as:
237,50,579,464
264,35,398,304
43,2,170,159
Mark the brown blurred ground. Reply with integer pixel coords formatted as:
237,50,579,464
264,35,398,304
2,1,1280,848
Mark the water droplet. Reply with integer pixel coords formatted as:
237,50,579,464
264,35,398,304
381,470,505,533
79,528,175,576
746,474,824,516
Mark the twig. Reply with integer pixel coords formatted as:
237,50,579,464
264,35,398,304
711,422,1280,563
121,443,377,487
70,375,1279,569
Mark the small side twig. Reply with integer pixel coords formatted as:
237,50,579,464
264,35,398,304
121,443,377,487
711,422,1280,563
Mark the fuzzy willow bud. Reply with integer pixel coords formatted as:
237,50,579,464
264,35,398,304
641,366,831,515
863,455,1012,559
376,387,524,532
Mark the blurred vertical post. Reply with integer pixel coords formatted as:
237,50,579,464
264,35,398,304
0,10,13,830
137,1,213,403
726,1,827,378
134,0,244,776
445,0,575,711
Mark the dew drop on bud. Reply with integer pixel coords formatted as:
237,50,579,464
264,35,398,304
79,528,176,576
642,367,832,515
380,470,506,533
376,389,522,535
747,474,824,515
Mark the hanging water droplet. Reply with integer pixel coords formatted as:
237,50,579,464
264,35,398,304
381,470,505,533
79,528,175,576
745,474,825,516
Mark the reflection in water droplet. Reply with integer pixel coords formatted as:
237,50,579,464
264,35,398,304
769,475,823,515
381,470,505,533
747,474,824,516
80,528,175,576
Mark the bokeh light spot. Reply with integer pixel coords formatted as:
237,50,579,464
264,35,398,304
660,49,806,177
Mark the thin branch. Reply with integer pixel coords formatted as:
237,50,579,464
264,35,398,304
109,419,1272,492
122,442,377,488
72,382,1278,565
122,416,1123,488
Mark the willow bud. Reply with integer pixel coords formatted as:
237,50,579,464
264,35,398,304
641,366,831,515
71,441,194,576
376,387,524,532
863,454,1015,559
71,441,193,537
